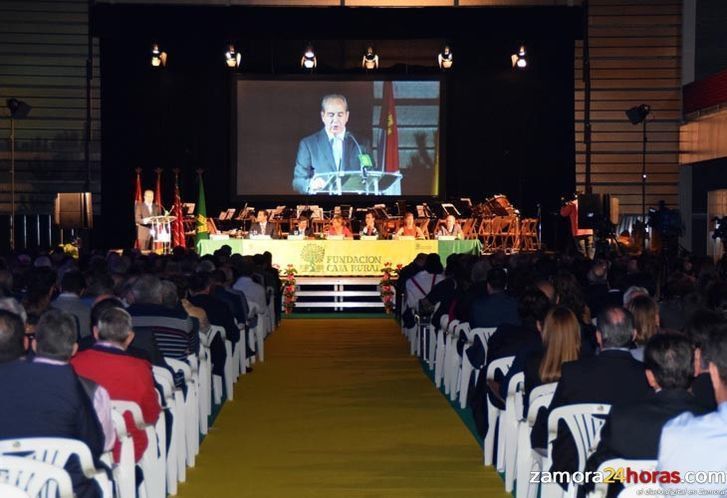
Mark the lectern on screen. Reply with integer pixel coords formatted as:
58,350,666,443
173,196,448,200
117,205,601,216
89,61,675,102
234,79,442,197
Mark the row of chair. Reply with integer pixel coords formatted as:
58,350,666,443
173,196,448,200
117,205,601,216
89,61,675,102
403,312,658,498
0,297,277,498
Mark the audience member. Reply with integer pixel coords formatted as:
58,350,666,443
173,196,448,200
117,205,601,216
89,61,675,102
72,307,161,464
586,333,709,497
657,324,727,495
0,309,104,498
626,294,661,361
539,306,651,481
469,267,519,328
0,309,26,363
685,309,723,410
52,270,91,339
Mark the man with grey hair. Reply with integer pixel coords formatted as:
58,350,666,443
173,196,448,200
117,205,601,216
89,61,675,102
72,307,161,467
0,309,105,498
537,305,651,483
292,93,372,194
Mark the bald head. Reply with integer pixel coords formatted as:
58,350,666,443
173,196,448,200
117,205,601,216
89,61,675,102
597,306,635,349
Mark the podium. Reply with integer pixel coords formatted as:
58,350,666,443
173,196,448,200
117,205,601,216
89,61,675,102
148,215,176,254
311,170,402,196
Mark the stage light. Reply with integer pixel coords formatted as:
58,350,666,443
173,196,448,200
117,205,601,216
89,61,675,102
151,43,167,67
438,45,453,70
301,44,316,70
225,44,241,69
511,45,527,69
362,45,379,70
626,104,651,125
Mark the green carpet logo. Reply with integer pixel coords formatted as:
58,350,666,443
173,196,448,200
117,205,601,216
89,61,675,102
300,243,326,273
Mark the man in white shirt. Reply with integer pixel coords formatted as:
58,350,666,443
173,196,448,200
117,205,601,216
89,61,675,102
233,261,268,322
657,325,727,496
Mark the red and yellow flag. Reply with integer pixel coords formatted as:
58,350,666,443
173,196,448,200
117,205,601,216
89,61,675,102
378,81,400,173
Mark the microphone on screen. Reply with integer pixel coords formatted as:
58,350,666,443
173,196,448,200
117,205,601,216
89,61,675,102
347,132,373,176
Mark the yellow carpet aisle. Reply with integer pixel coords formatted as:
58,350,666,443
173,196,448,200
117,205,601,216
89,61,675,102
176,318,509,498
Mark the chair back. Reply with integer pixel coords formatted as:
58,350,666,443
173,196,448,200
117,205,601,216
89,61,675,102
486,355,515,382
0,438,98,481
526,382,558,426
591,459,658,498
547,403,611,473
0,455,73,498
506,372,525,420
0,482,31,498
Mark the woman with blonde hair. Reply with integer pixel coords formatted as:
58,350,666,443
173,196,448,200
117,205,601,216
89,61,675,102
527,306,582,451
626,294,660,361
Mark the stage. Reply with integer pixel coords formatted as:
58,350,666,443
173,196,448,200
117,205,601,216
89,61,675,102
197,239,481,276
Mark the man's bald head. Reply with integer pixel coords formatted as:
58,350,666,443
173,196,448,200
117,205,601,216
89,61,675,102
597,306,635,349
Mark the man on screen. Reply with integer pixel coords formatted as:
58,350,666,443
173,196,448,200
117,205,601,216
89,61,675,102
292,94,371,194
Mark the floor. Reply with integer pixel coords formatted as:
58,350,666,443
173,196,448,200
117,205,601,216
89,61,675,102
176,318,509,498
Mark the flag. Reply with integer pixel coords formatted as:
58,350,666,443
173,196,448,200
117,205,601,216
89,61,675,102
154,168,163,212
172,170,186,249
195,169,209,246
378,81,400,173
134,168,142,250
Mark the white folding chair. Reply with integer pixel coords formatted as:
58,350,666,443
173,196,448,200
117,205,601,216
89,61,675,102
0,455,72,498
189,352,211,435
543,403,612,498
111,400,165,498
458,329,491,409
483,355,515,469
109,409,137,498
0,482,31,498
503,371,525,491
589,459,657,498
207,324,234,402
0,438,112,498
450,322,473,402
434,314,450,387
166,358,200,466
247,303,265,364
442,319,460,395
265,286,276,335
516,382,558,498
153,367,181,488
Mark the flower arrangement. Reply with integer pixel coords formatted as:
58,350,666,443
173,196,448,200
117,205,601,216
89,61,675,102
379,262,401,314
281,264,298,314
60,241,80,259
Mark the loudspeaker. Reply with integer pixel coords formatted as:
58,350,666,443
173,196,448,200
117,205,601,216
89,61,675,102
577,194,620,229
54,193,93,229
577,194,603,229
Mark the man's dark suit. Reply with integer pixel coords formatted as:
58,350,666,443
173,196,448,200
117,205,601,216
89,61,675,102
584,389,709,497
469,291,520,329
538,349,651,482
292,129,368,194
0,359,104,498
134,202,160,250
249,222,277,238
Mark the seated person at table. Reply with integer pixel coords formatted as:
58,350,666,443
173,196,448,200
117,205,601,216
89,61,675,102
396,212,425,239
436,215,464,239
360,211,381,238
249,209,277,239
292,217,314,238
327,215,353,239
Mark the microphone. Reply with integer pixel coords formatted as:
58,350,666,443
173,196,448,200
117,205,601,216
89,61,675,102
347,132,373,175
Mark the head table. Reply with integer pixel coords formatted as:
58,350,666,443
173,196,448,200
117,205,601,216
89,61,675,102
197,239,482,276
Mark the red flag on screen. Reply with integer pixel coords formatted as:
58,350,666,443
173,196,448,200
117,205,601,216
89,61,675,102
172,170,186,249
378,81,400,173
